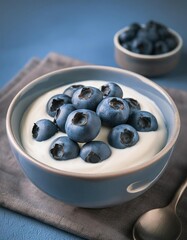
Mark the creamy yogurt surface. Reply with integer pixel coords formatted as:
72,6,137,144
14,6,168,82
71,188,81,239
21,80,167,174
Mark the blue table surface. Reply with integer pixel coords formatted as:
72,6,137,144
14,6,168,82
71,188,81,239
1,0,187,239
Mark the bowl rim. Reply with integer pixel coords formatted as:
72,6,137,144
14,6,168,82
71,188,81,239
6,65,181,180
114,26,183,59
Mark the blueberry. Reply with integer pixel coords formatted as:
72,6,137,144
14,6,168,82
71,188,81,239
121,41,132,51
146,20,169,40
119,29,136,44
158,26,169,40
129,22,141,32
49,136,80,160
72,86,103,111
131,38,153,55
145,20,158,29
146,20,166,32
153,41,169,54
124,98,141,114
137,29,148,40
96,97,130,127
32,119,58,141
80,141,111,163
65,109,101,143
101,82,123,98
146,27,160,42
128,110,158,132
46,94,71,117
108,124,139,149
54,104,76,132
137,26,159,43
63,84,84,97
165,35,178,51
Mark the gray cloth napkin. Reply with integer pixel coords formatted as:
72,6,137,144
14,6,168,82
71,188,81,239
0,52,186,240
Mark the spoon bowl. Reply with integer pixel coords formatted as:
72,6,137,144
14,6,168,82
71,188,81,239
133,207,181,240
133,178,187,240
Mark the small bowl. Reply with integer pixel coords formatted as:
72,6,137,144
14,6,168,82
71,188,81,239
6,66,180,208
114,26,183,77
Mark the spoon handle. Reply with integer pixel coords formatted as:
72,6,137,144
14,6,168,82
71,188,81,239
169,177,187,212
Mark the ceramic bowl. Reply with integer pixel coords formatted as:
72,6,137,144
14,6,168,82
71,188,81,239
6,66,180,208
114,27,183,77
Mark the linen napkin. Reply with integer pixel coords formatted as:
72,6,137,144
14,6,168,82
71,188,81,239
0,52,186,240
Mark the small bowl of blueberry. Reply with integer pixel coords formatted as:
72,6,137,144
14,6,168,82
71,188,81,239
114,20,183,77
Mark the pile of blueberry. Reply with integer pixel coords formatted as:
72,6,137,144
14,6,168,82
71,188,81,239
119,20,178,55
32,82,158,163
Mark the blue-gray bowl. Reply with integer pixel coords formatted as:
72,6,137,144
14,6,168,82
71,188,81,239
6,66,180,208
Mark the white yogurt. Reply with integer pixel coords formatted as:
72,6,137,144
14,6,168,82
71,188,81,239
21,80,167,174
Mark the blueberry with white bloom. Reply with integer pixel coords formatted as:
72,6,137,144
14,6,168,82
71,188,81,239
63,84,84,97
108,124,139,149
165,35,178,51
65,109,101,143
119,29,137,44
50,136,80,160
80,141,111,163
153,41,169,54
101,82,123,98
32,119,58,141
46,94,71,117
124,98,141,114
72,86,103,110
131,38,153,55
54,104,76,132
96,97,130,127
128,110,158,132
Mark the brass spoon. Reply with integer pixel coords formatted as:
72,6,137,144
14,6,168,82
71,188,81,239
133,178,187,240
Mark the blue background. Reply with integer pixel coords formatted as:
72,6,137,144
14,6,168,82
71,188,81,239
0,0,187,239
